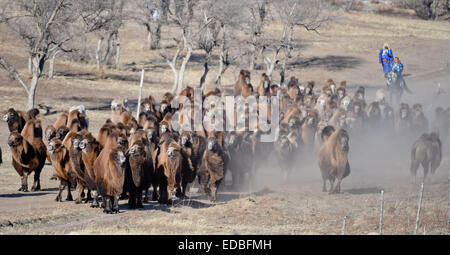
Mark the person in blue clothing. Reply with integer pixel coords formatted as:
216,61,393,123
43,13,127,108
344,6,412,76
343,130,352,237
391,57,403,74
379,42,394,78
389,57,406,88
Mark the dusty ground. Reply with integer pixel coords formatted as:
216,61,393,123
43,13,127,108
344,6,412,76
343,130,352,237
0,9,449,235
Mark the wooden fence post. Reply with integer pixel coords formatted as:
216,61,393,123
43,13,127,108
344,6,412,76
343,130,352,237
379,190,384,235
136,69,145,120
414,182,424,235
341,216,347,235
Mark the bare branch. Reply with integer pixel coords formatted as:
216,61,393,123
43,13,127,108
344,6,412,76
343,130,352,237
0,56,30,94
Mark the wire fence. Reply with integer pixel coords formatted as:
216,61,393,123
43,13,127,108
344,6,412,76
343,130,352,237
258,180,448,235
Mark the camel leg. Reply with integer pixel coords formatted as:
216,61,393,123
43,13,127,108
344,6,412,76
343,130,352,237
322,178,327,192
210,182,218,202
320,170,327,192
75,182,84,204
328,178,335,195
19,174,29,192
85,189,92,203
31,168,42,191
136,188,143,208
231,170,238,190
410,158,420,185
152,180,159,201
143,188,149,203
334,178,342,194
55,183,65,202
113,195,120,213
180,181,188,199
158,182,168,204
91,190,100,208
430,160,440,183
66,182,73,201
422,162,429,184
103,197,112,214
175,186,183,198
128,187,136,209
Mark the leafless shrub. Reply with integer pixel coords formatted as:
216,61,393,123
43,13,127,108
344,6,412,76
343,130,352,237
261,0,330,83
323,0,364,11
0,0,79,109
392,0,450,20
131,0,168,50
78,0,125,71
159,0,215,94
197,0,246,88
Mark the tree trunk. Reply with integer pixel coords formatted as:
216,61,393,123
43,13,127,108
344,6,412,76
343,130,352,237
147,29,152,50
267,61,276,81
96,38,103,70
115,34,120,69
170,64,178,94
176,46,192,94
103,34,114,67
164,47,181,94
151,22,161,50
48,50,61,79
28,74,38,110
264,49,280,82
215,25,230,87
160,0,170,23
81,36,88,62
249,49,255,71
28,56,32,75
279,59,286,85
215,52,225,87
28,56,44,110
147,22,161,50
199,54,210,91
280,25,294,85
215,50,234,88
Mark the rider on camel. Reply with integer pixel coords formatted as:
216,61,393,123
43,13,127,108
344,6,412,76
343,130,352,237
388,57,405,88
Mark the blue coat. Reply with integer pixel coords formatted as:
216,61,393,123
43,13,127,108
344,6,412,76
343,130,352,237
392,62,403,74
379,49,393,74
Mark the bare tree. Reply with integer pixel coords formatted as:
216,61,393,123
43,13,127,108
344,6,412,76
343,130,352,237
0,0,78,109
214,24,241,87
263,0,329,83
132,0,169,50
78,0,125,71
160,0,212,94
197,10,220,91
245,0,271,71
198,0,245,88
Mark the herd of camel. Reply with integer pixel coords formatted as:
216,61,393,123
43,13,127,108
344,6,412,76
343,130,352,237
1,70,449,214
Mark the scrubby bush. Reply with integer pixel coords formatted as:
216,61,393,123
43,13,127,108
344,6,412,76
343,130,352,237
392,0,449,20
323,0,364,11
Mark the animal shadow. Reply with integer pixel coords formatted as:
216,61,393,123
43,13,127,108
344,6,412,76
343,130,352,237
192,187,274,203
290,55,363,71
344,187,384,195
0,192,52,198
119,201,180,213
171,199,215,209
